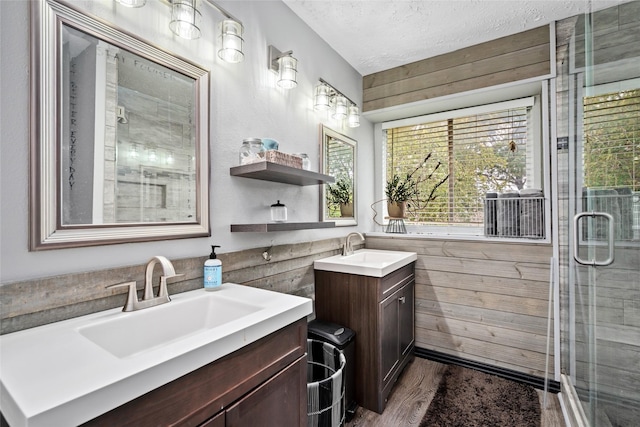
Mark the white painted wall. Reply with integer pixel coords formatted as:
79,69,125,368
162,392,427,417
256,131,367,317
0,0,375,282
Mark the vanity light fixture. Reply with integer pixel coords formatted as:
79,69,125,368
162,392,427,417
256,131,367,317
332,95,348,120
129,144,139,159
148,147,157,162
268,45,298,89
314,78,361,127
117,0,245,63
348,105,360,127
115,0,146,7
314,82,331,110
218,19,244,63
169,0,202,40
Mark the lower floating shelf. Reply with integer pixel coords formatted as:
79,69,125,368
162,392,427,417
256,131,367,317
230,222,335,232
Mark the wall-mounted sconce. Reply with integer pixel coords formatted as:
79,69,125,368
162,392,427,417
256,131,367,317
268,45,298,89
115,0,146,7
314,79,360,127
169,0,202,40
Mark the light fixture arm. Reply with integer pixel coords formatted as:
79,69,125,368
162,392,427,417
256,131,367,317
200,0,242,25
319,77,357,107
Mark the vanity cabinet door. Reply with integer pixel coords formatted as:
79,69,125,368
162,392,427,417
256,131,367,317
380,290,401,383
399,281,415,359
225,355,307,427
379,281,415,387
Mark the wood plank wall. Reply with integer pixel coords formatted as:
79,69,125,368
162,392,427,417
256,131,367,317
366,236,554,378
362,25,551,112
571,1,640,71
0,238,350,335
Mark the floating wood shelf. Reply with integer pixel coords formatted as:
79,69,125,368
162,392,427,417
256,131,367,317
231,222,335,232
230,162,335,186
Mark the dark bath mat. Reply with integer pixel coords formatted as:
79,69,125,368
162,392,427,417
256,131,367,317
420,364,541,427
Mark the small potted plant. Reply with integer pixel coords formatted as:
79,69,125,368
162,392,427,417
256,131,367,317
385,173,417,218
385,153,449,218
327,178,353,217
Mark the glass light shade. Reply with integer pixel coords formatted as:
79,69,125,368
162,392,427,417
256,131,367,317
277,55,298,89
218,20,244,63
332,95,348,120
314,83,331,110
169,0,201,40
347,105,360,127
115,0,146,7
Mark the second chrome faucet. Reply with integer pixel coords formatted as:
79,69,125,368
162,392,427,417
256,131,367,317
343,232,365,256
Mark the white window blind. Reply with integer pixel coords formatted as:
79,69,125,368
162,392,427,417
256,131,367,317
384,98,535,230
582,88,640,241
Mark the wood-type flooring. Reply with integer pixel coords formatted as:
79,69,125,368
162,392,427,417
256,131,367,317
346,357,566,427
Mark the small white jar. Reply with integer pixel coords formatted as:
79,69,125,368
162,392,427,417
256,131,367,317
270,200,287,222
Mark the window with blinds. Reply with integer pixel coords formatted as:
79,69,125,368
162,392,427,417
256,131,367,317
583,88,639,191
385,100,535,233
582,88,640,241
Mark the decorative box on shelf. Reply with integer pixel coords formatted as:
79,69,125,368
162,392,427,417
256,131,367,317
261,150,303,169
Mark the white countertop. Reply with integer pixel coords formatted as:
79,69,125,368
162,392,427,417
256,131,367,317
314,248,417,277
0,284,312,427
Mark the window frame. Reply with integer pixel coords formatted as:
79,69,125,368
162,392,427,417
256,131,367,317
374,84,551,242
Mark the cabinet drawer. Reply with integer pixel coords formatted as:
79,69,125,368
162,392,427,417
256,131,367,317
379,262,414,300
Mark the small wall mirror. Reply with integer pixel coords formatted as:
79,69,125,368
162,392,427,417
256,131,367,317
320,126,357,226
31,0,210,249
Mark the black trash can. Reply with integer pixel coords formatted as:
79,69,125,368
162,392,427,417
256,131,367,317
308,320,357,422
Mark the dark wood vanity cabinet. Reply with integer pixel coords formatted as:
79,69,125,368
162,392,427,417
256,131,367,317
83,319,307,427
314,262,415,413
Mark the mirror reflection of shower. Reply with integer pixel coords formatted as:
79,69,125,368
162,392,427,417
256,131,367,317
60,24,199,226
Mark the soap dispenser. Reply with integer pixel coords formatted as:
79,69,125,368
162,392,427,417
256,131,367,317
204,245,222,291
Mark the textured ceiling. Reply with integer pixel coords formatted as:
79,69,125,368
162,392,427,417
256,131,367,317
283,0,627,76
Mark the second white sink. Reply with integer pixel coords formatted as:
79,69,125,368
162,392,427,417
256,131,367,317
314,249,417,277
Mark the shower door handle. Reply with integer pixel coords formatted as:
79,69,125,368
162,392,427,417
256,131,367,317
573,211,615,266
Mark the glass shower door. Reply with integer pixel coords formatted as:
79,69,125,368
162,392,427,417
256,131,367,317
566,3,640,426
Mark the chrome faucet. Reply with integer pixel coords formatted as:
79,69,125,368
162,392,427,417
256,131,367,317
108,256,183,312
343,232,365,256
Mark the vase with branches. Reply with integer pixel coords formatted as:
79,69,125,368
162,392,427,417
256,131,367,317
385,153,449,218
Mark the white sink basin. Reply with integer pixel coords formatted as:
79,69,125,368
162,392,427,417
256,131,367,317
314,249,417,277
0,284,312,427
78,294,261,358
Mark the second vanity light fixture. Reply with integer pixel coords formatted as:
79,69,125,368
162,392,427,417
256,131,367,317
268,45,298,89
115,0,244,63
315,78,360,127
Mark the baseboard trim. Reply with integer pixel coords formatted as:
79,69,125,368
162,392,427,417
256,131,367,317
414,347,561,393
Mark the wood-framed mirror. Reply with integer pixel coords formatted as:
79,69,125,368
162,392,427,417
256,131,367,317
30,0,210,250
320,125,357,226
